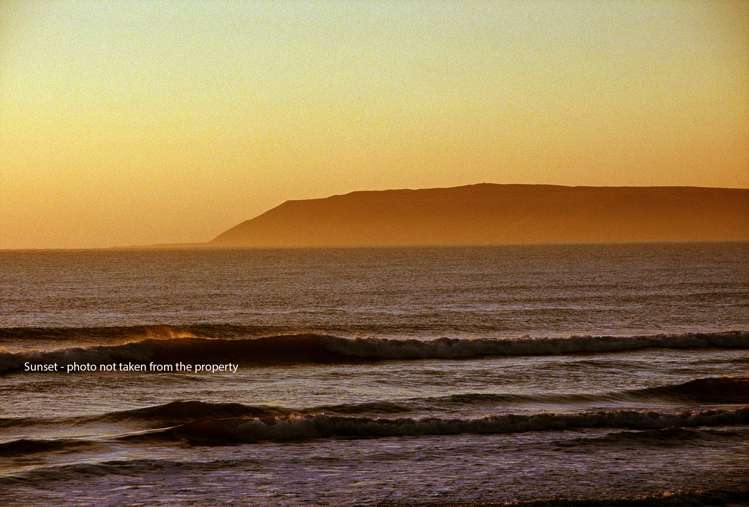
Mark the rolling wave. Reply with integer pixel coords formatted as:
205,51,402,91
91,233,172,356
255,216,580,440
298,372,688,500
636,377,749,404
1,330,748,374
556,426,749,448
1,377,746,432
318,377,749,410
0,401,291,429
1,387,747,457
123,407,749,445
0,438,96,458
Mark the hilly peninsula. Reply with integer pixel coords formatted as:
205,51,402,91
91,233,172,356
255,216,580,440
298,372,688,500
212,184,749,247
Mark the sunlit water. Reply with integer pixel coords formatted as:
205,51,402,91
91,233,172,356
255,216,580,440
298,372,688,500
1,243,748,505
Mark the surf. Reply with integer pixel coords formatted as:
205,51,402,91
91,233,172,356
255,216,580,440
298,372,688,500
1,330,747,374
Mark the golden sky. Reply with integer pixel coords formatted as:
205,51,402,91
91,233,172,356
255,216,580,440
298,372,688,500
1,0,747,249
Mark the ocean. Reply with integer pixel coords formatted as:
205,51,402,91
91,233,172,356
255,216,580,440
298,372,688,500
1,243,748,505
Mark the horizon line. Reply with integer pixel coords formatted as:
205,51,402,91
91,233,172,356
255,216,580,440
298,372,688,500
3,239,749,253
3,182,748,251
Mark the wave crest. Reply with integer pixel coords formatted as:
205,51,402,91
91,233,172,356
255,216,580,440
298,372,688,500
125,407,749,445
1,331,747,374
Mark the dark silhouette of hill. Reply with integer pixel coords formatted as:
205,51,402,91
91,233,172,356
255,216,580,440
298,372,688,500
212,184,749,247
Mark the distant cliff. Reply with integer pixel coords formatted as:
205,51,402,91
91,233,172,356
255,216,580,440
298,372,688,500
212,184,749,247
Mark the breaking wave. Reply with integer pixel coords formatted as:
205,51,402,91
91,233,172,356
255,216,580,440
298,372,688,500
123,407,749,445
0,324,204,342
1,330,747,374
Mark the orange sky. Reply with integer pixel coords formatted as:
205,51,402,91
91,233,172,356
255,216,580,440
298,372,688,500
1,0,747,249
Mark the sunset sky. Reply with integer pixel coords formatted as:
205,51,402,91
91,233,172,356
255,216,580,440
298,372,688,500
1,0,747,249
